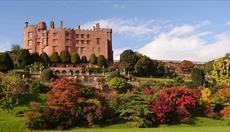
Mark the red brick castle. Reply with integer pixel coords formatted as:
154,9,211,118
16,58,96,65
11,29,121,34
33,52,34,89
24,20,113,63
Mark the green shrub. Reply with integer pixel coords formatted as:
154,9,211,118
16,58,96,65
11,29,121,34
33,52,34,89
108,77,130,93
97,55,107,68
174,77,184,85
16,49,31,68
70,52,81,64
89,53,97,64
60,50,70,63
191,68,205,86
30,52,41,63
40,69,53,81
50,52,61,63
29,80,46,94
0,52,14,71
40,52,50,65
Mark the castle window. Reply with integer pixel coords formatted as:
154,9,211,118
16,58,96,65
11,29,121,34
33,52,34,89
28,32,33,38
28,40,33,46
66,39,71,44
80,47,85,53
37,42,40,45
96,38,101,44
87,34,90,38
53,33,57,37
81,34,84,38
76,40,79,44
53,39,58,44
87,40,90,44
81,40,84,44
76,34,79,38
66,33,70,37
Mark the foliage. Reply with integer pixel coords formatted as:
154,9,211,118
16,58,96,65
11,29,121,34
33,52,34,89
71,52,81,64
81,56,88,63
42,107,77,130
60,50,70,63
48,78,80,107
29,80,46,94
134,56,165,77
50,52,61,63
16,49,31,68
30,52,41,63
174,77,184,85
0,52,14,71
220,106,230,118
0,71,25,112
89,54,97,64
191,68,205,86
40,69,53,81
87,67,103,74
151,87,199,124
80,87,96,99
29,62,45,72
215,86,230,105
120,49,140,72
106,71,121,80
179,60,194,74
114,93,155,127
40,52,50,65
204,60,214,74
212,58,230,84
11,44,21,55
108,77,130,93
98,55,107,68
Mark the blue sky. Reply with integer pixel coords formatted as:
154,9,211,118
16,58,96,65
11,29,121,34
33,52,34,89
0,0,230,61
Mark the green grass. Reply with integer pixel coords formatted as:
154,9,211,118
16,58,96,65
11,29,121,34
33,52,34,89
1,108,230,132
137,77,174,82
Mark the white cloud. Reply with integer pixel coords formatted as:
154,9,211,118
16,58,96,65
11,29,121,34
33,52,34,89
225,21,230,25
139,23,230,62
0,39,11,52
113,48,127,60
81,18,167,37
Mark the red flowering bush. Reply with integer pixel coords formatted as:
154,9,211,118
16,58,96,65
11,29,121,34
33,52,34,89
151,87,199,124
215,86,230,105
42,107,77,130
144,87,155,96
47,78,80,107
220,106,230,118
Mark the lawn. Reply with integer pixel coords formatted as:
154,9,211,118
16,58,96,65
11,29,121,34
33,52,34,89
1,109,230,132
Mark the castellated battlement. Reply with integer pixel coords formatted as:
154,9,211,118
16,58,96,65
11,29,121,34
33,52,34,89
24,20,113,63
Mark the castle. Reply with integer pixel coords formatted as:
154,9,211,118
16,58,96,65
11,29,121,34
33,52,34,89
24,20,113,63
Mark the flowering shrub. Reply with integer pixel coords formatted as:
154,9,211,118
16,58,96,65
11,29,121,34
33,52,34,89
151,87,199,123
47,78,80,107
42,107,77,130
220,106,230,118
215,86,230,105
200,88,216,117
143,87,155,96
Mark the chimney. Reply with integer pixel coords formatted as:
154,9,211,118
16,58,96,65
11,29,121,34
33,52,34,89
96,23,100,29
78,25,81,30
25,22,28,28
60,20,63,28
50,20,54,29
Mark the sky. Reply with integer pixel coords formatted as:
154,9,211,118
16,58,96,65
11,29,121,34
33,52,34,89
0,0,230,62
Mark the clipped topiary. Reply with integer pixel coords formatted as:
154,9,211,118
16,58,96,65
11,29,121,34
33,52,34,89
60,50,70,63
71,52,81,64
89,54,97,64
97,55,107,68
40,52,50,65
16,49,31,68
50,52,61,63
